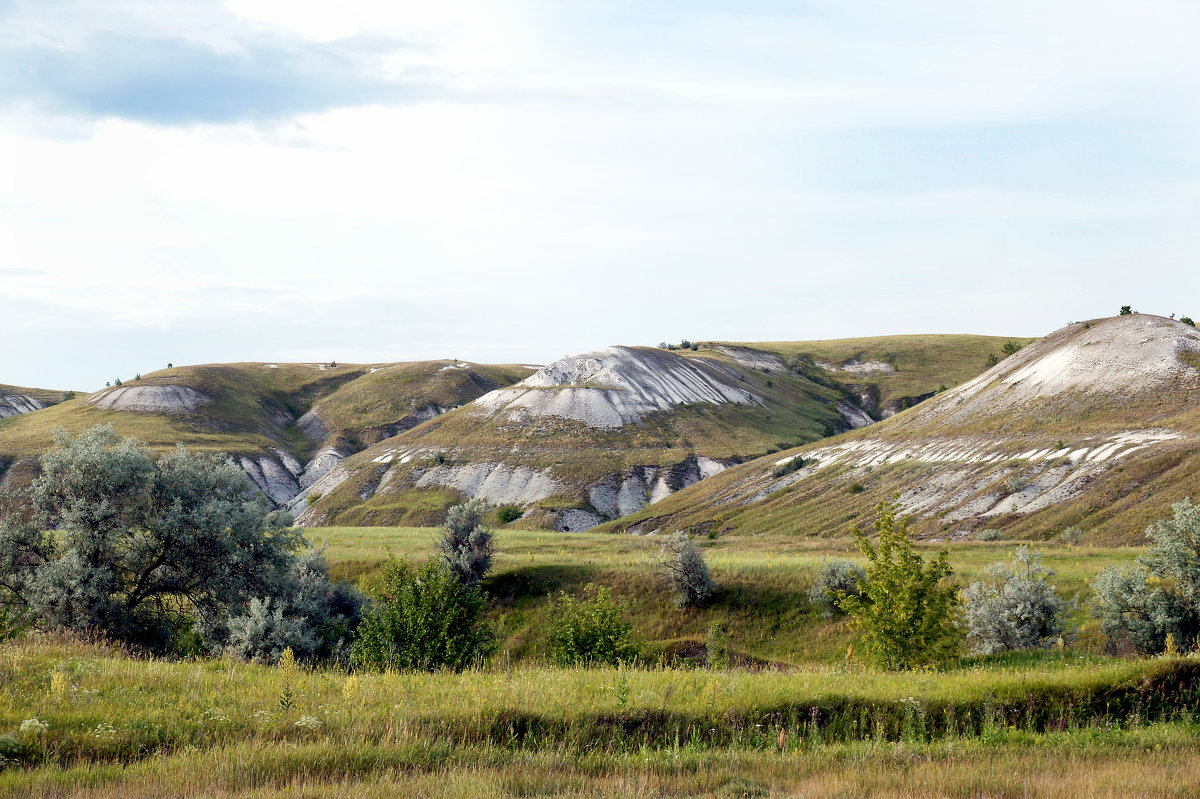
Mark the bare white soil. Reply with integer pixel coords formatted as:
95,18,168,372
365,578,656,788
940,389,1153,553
0,393,45,418
470,346,759,428
86,385,209,414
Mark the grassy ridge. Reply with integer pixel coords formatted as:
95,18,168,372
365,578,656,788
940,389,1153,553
746,334,1038,407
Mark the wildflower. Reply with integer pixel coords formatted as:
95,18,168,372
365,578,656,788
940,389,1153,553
90,722,116,736
294,715,323,731
19,717,49,735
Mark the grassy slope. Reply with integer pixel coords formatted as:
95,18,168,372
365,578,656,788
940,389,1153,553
314,525,1132,667
0,383,75,407
745,334,1038,407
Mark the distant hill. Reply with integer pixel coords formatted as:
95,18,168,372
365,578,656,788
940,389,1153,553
0,383,74,419
298,336,1020,529
607,315,1200,545
0,361,533,502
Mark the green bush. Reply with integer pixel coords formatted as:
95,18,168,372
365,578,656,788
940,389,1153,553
1093,498,1200,654
1119,305,1133,315
848,482,865,494
962,546,1072,654
771,456,808,478
547,584,638,667
495,504,523,525
807,558,866,617
436,500,494,586
974,529,1004,542
837,500,962,669
654,532,717,609
1181,316,1195,327
1001,341,1023,356
351,558,492,671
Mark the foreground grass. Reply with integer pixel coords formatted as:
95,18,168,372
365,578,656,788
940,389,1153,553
3,638,1200,797
314,525,1138,665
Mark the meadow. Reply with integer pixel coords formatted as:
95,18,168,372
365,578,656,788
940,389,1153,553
2,525,1191,798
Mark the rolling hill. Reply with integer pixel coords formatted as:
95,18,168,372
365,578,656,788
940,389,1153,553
297,336,1023,529
0,361,534,502
607,315,1200,544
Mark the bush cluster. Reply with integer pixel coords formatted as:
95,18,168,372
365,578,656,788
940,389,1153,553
655,533,717,608
547,584,639,666
807,558,866,618
961,546,1072,654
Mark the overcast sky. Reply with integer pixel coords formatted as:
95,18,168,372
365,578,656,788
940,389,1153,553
3,0,1199,390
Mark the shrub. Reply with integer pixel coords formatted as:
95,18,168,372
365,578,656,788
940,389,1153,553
224,548,364,664
974,529,1004,542
0,425,307,653
351,557,491,671
772,456,808,478
306,492,322,506
1058,526,1083,546
837,500,962,669
848,482,865,494
1093,498,1200,654
495,504,523,525
1120,305,1133,315
1181,316,1195,327
1005,475,1029,493
706,622,730,669
962,546,1072,654
1001,341,1023,356
985,353,999,368
547,584,638,666
807,558,866,618
654,532,716,608
436,499,494,585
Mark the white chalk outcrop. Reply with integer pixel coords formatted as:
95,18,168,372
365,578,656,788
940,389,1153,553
0,393,45,418
87,385,209,414
470,346,760,429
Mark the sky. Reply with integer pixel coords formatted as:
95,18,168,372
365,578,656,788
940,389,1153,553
2,0,1199,390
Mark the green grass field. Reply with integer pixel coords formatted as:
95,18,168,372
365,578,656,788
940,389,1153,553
1,524,1179,797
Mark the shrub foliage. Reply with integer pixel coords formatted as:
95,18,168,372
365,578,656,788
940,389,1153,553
436,499,494,586
654,532,717,608
0,426,312,653
547,584,638,667
808,558,866,618
352,557,491,671
962,546,1072,654
1094,498,1200,654
837,500,961,669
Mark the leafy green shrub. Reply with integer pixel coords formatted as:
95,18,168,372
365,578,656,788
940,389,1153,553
974,529,1004,542
807,558,866,618
706,622,730,669
1181,316,1195,327
547,584,638,667
1093,498,1200,654
654,533,716,608
1120,305,1133,315
351,558,491,671
1005,475,1029,493
771,456,809,478
436,500,494,585
848,482,865,494
962,546,1072,654
837,501,962,669
495,504,523,525
306,492,322,506
985,353,999,368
